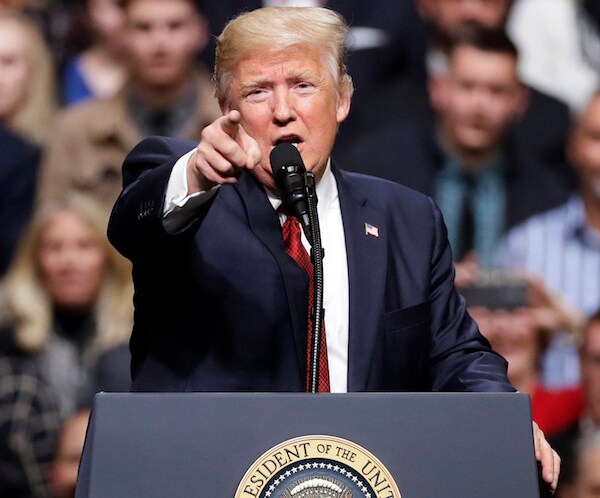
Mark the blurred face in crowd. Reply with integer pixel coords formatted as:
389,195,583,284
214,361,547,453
568,94,600,201
87,0,126,53
122,0,206,89
569,445,600,498
223,45,351,190
0,0,25,12
581,320,600,425
0,18,30,121
38,210,107,312
419,0,514,33
435,45,526,164
470,307,540,385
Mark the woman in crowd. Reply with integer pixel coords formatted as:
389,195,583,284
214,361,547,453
0,12,57,144
61,0,127,105
0,191,133,419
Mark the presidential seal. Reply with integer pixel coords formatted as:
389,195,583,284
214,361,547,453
235,435,401,498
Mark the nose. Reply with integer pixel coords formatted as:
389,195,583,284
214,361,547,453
272,87,296,124
147,26,169,51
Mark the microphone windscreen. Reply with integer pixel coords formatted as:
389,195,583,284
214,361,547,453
270,143,305,179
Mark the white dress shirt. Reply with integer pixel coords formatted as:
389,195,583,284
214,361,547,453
163,151,349,392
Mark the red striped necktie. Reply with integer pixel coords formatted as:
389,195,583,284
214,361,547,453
281,214,330,392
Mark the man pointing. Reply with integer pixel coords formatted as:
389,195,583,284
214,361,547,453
108,6,559,489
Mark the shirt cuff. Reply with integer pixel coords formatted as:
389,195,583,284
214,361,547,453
162,148,220,234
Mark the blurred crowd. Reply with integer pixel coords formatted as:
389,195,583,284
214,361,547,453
1,0,600,496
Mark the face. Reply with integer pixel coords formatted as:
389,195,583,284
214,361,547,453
581,322,600,425
571,447,600,498
437,45,525,159
87,0,126,52
569,96,600,200
0,19,30,120
421,0,513,33
224,45,351,190
38,210,107,312
470,306,540,382
123,0,205,88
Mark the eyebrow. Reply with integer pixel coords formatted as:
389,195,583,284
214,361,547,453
238,69,326,90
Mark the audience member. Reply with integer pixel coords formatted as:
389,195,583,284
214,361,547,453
350,0,573,190
47,408,90,498
0,12,57,145
0,127,39,277
551,312,600,494
0,351,60,497
61,0,128,105
418,0,513,35
467,274,583,437
560,429,600,498
0,192,133,419
507,0,600,114
551,314,600,496
342,26,570,273
496,90,600,388
38,0,221,206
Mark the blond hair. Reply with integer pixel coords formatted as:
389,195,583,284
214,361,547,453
214,7,353,106
0,13,57,144
1,192,133,356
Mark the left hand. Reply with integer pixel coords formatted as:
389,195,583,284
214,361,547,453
532,421,560,493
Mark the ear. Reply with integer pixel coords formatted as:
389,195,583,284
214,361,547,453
336,81,352,124
219,99,230,116
566,126,579,169
513,84,530,120
428,74,449,113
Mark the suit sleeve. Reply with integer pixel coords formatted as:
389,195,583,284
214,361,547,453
107,136,203,260
426,198,515,392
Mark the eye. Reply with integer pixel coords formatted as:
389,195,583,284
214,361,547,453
133,21,151,33
295,81,316,94
243,87,270,103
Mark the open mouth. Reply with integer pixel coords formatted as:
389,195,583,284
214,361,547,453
274,135,302,147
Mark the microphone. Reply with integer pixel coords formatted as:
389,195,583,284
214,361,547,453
270,143,312,243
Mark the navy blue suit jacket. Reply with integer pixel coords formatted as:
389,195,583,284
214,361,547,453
108,136,514,393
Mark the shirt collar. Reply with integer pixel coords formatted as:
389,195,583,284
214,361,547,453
564,195,600,246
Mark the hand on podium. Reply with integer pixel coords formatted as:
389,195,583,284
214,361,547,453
533,421,560,494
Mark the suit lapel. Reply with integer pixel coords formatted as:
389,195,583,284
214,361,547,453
233,173,308,375
336,168,388,391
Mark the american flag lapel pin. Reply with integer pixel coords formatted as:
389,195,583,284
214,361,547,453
364,222,379,238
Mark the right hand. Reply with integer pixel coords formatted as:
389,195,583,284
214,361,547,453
187,110,262,193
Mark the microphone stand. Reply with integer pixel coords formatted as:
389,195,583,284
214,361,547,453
303,172,325,393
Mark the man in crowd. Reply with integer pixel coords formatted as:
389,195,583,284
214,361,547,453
39,0,220,206
563,430,600,498
349,0,573,191
497,90,600,388
551,311,600,495
108,7,559,489
343,26,570,272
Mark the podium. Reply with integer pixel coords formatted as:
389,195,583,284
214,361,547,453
76,392,542,497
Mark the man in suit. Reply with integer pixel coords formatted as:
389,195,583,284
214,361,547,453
108,7,559,488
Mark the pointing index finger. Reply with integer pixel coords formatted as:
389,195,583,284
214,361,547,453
220,110,242,138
